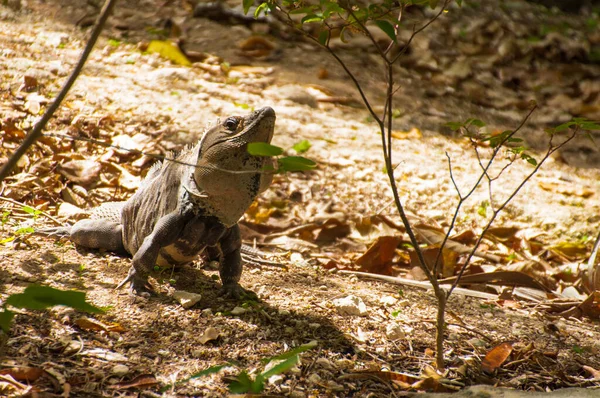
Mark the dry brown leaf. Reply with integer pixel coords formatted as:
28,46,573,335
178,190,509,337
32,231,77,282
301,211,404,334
355,236,401,275
485,226,520,243
391,127,422,140
481,342,513,373
549,242,589,261
198,327,220,344
107,374,159,390
58,159,102,186
583,365,600,380
315,219,351,242
0,367,45,382
415,224,502,263
439,270,552,292
238,36,275,58
538,181,594,198
75,317,126,333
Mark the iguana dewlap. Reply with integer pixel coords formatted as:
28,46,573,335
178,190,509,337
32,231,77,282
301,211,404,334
40,107,276,298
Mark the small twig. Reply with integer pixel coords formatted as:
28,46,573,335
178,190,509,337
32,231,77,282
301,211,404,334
391,0,450,64
586,230,600,291
0,196,63,226
433,106,538,278
0,0,119,183
445,153,462,199
448,129,579,296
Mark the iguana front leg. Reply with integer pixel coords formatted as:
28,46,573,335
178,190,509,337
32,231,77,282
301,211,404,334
216,225,254,299
117,212,186,295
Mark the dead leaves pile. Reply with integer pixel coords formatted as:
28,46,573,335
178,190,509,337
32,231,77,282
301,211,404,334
399,2,600,126
246,172,599,321
0,75,168,242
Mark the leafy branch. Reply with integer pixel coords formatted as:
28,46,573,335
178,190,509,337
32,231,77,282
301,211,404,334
244,0,600,370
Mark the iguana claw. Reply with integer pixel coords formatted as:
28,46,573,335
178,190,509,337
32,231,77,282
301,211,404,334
220,283,257,301
116,267,155,296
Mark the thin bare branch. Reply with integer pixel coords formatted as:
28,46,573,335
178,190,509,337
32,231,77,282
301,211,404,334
391,0,450,64
445,152,462,199
433,107,537,277
448,130,579,296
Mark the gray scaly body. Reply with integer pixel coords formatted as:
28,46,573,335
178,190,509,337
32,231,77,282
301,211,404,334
39,107,276,298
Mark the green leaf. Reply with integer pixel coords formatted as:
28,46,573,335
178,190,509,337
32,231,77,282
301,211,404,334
579,121,600,131
278,156,317,172
375,20,397,43
465,118,486,128
251,374,265,393
444,121,463,131
247,142,284,156
429,0,439,9
323,2,344,15
146,40,191,66
233,102,251,110
0,309,15,333
22,206,41,216
5,285,104,313
254,2,269,18
292,140,312,154
15,227,34,235
261,340,318,363
456,0,462,6
261,355,299,379
0,236,15,244
318,30,329,46
229,371,254,394
301,14,323,24
521,153,538,166
552,121,577,133
477,200,489,217
243,0,254,15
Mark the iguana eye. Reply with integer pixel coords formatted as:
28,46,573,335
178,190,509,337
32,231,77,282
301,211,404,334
224,117,240,132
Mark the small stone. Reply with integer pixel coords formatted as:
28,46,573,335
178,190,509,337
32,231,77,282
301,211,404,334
325,380,344,391
191,349,205,358
307,373,322,385
111,364,129,376
385,323,405,340
379,295,398,306
290,252,305,265
315,358,335,370
201,308,213,317
173,290,202,309
230,306,247,315
290,391,306,398
63,340,83,355
332,295,368,316
268,374,285,385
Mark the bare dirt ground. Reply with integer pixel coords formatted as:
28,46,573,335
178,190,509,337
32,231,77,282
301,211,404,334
1,0,600,396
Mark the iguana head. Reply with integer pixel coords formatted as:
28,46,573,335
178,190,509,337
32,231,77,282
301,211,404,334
189,107,276,226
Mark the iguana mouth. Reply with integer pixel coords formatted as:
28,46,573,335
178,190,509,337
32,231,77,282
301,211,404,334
231,106,276,143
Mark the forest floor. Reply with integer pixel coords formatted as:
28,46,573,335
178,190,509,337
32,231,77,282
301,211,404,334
1,0,600,396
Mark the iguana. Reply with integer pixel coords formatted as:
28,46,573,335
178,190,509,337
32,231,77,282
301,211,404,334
38,107,276,298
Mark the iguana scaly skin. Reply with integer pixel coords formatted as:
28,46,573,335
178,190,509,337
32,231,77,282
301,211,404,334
39,107,276,298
